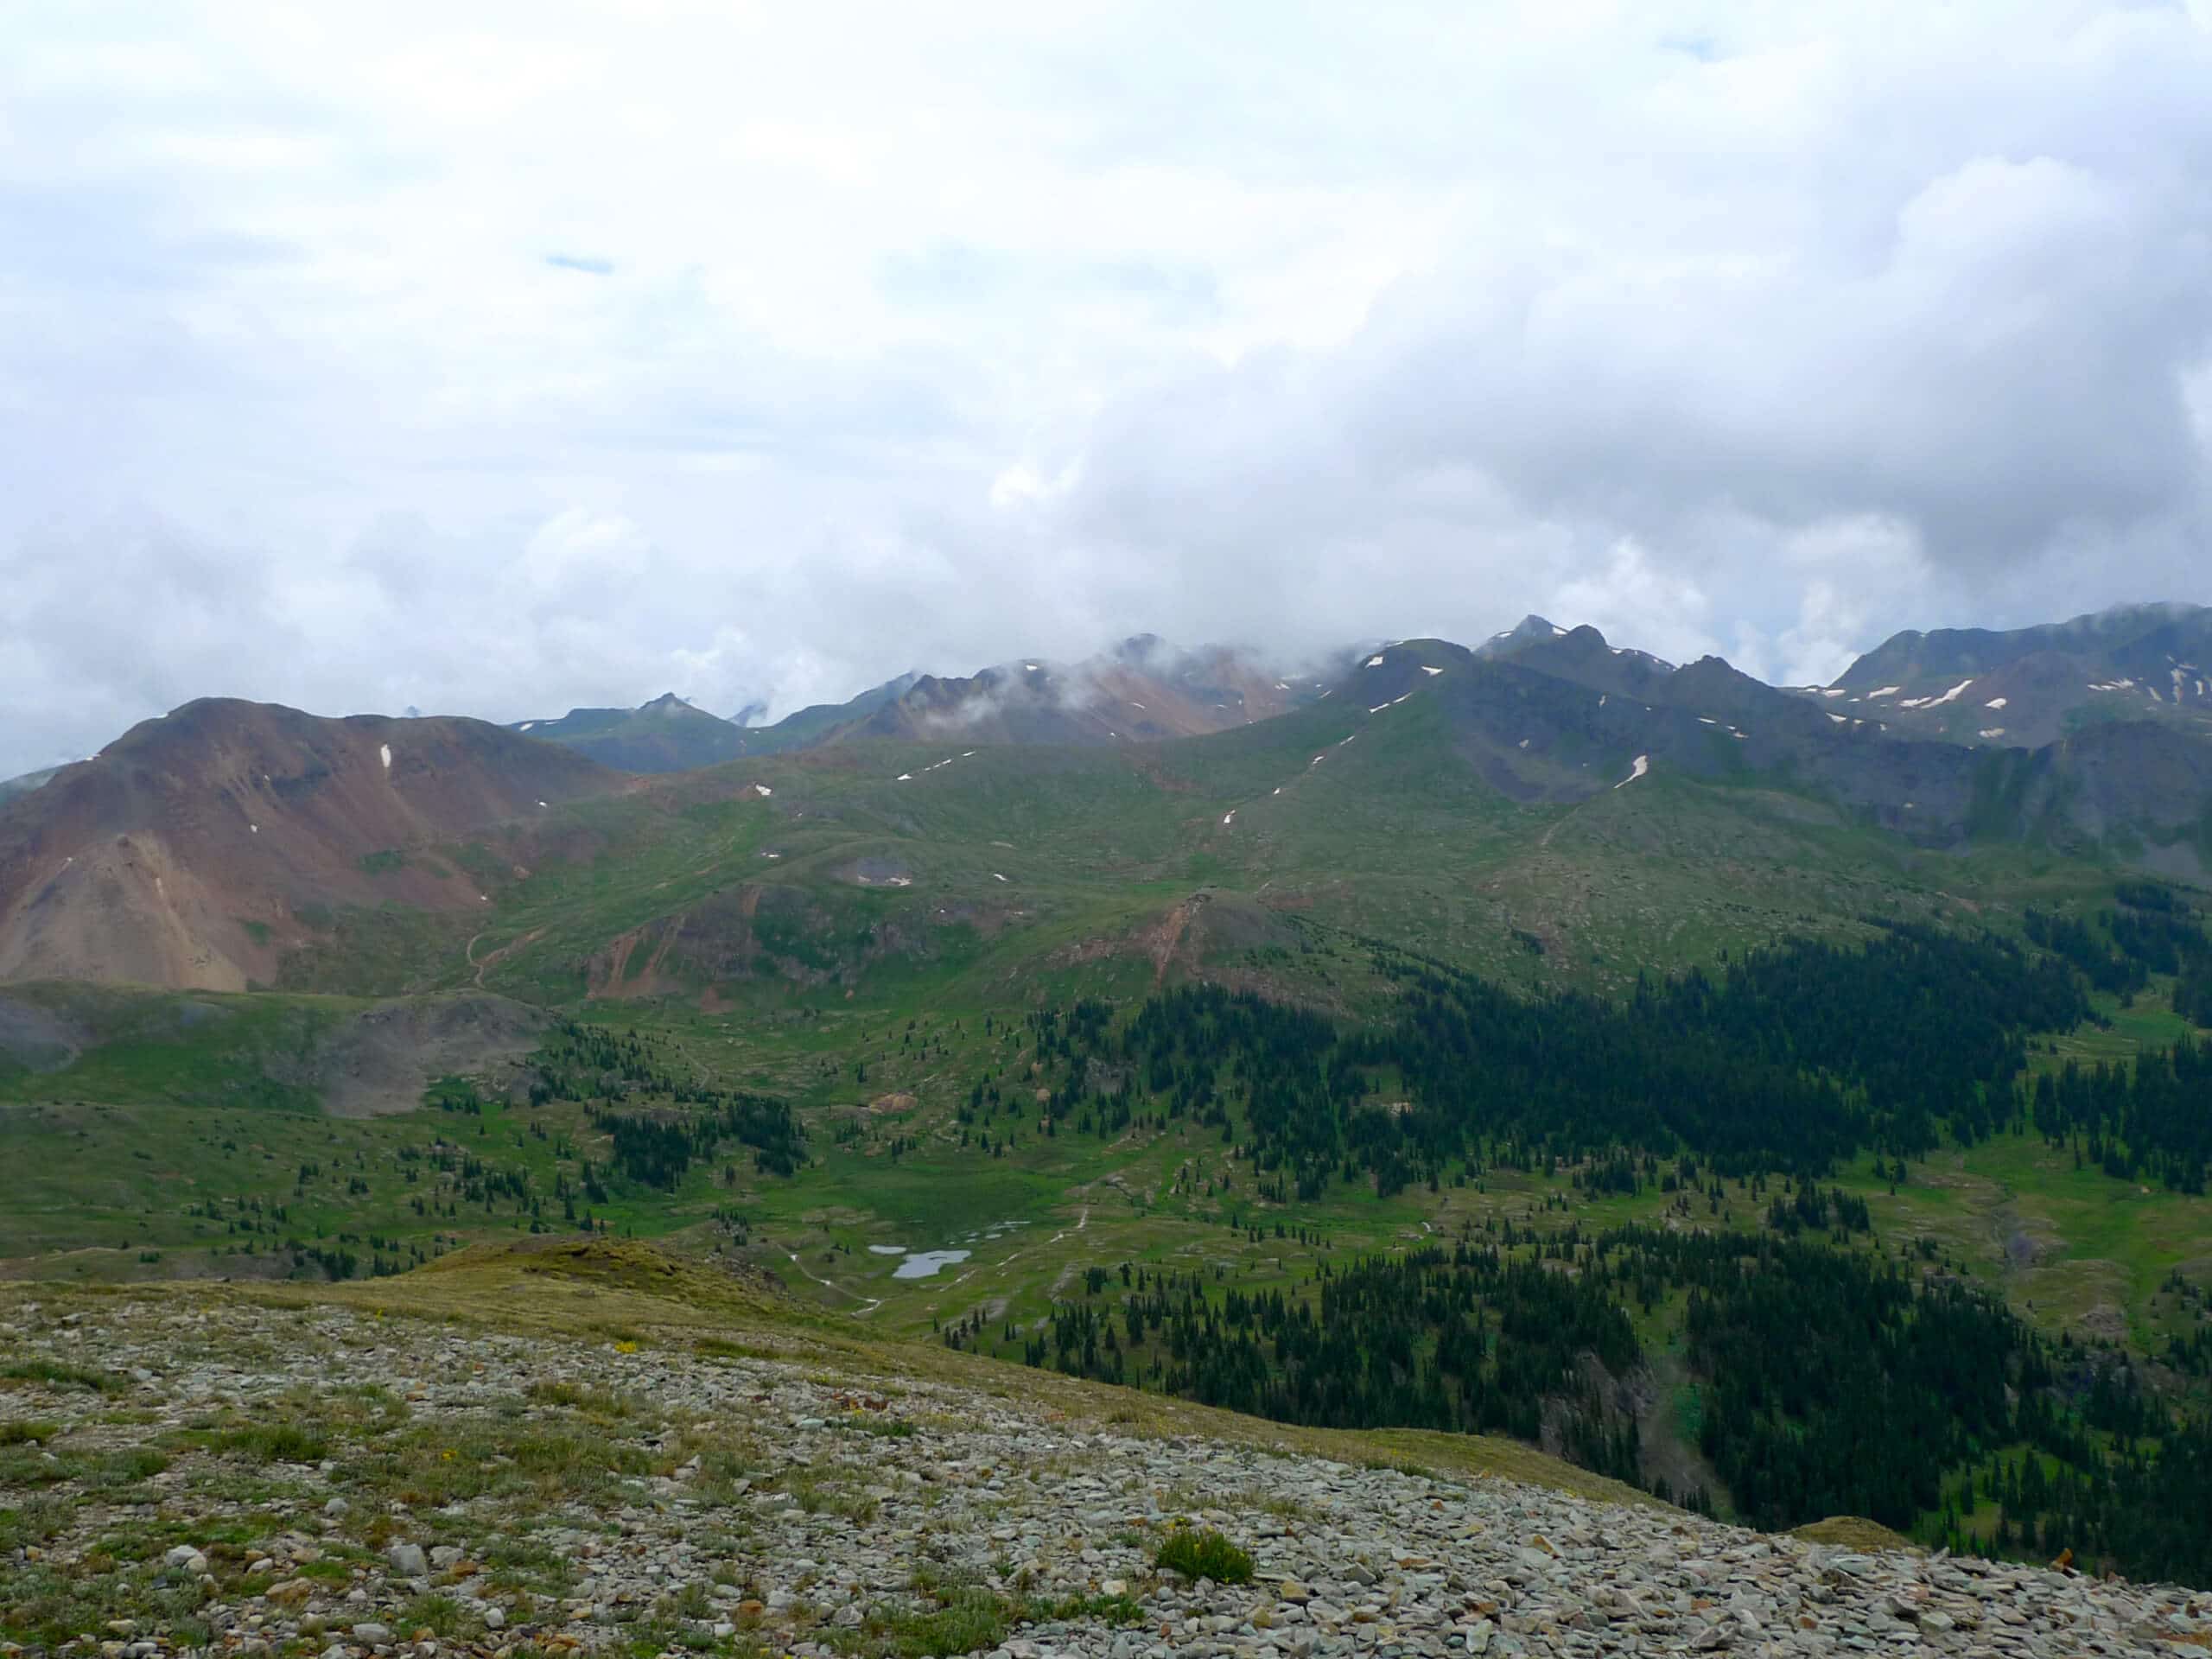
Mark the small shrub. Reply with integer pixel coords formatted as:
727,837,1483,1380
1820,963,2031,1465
0,1446,72,1489
0,1420,59,1446
792,1475,878,1522
526,1380,633,1418
868,1587,1015,1659
661,1581,715,1621
1029,1592,1147,1626
401,1593,469,1637
98,1446,171,1485
835,1415,916,1440
1154,1526,1253,1584
3,1359,118,1393
222,1424,330,1464
0,1495,68,1554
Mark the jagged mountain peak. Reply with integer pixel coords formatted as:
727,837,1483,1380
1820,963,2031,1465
1473,613,1571,658
1470,616,1677,677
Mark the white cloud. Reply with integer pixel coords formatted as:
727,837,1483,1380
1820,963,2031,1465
1551,542,1718,669
1,1,2209,776
518,510,652,597
1765,518,1934,687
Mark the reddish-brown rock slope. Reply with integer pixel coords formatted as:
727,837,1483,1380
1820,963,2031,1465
0,699,623,990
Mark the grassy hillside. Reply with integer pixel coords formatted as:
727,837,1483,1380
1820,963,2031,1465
8,659,2212,1582
6,959,2207,1574
271,677,2148,1015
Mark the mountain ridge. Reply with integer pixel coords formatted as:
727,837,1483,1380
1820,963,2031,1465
4,607,2208,993
508,639,1346,771
0,698,620,991
508,692,753,772
1808,601,2212,749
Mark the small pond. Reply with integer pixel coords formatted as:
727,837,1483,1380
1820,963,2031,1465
892,1249,972,1280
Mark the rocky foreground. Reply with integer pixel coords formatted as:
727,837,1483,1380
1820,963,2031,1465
3,1294,2209,1659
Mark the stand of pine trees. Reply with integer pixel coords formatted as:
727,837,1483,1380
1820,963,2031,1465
1016,926,2086,1202
532,1021,806,1185
963,912,2212,1587
993,1222,2212,1587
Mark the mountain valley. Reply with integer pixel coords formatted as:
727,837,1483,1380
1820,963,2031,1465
8,602,2212,1633
21,5,2212,1647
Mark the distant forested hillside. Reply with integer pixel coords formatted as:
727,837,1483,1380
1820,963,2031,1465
929,926,2212,1586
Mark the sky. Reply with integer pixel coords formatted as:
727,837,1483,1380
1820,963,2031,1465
4,1,2212,778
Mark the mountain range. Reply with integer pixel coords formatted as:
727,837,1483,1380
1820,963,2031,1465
8,600,2212,1587
2,601,2207,995
499,601,2212,773
503,636,1344,772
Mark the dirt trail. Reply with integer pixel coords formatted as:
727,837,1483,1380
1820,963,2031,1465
1539,798,1590,850
780,1247,882,1316
465,927,544,988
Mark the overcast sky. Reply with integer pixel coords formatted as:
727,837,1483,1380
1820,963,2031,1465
4,2,2211,777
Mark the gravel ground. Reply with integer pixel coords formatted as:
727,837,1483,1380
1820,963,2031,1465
3,1298,2209,1659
